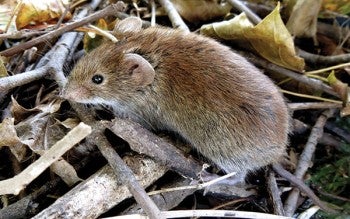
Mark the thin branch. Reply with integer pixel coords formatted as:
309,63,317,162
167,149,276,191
109,118,202,178
157,0,189,32
244,52,339,98
268,171,285,216
288,102,342,111
108,210,293,219
305,62,350,75
90,130,164,219
299,49,350,66
0,2,126,57
281,89,341,104
272,163,336,214
0,30,49,40
150,0,156,27
227,0,262,24
283,109,337,216
0,122,91,195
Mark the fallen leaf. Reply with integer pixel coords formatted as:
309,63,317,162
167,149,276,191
200,13,253,40
244,2,305,72
11,97,63,123
286,0,322,38
201,3,305,72
11,96,40,123
170,0,232,23
15,0,72,29
0,117,21,147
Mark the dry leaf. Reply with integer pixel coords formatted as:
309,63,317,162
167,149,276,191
200,13,253,40
12,98,64,153
15,111,51,153
286,0,322,38
0,118,21,147
15,0,72,29
0,56,8,77
243,2,305,72
171,0,231,23
201,3,305,72
11,97,63,123
11,96,40,123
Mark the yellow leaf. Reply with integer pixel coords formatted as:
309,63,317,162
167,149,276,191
15,0,72,29
200,13,253,40
243,2,305,72
200,3,305,72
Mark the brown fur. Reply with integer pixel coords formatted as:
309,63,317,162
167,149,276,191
63,27,289,173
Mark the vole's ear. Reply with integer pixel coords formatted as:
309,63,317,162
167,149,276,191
124,53,155,88
114,17,142,35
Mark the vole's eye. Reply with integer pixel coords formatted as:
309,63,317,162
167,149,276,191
92,74,104,84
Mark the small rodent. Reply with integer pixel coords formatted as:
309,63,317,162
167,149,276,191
62,17,289,176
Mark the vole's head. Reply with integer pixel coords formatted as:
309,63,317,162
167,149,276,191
62,43,155,106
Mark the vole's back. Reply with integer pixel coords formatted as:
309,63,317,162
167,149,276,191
86,28,289,173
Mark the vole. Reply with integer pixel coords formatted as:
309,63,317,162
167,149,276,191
62,17,289,177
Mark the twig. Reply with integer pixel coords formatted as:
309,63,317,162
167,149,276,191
272,163,335,214
109,118,202,178
244,52,339,98
325,122,350,143
299,49,350,66
0,122,91,195
0,3,125,57
268,171,285,216
33,156,167,218
226,0,262,24
0,152,97,218
288,102,342,111
0,67,49,94
121,177,195,215
87,24,118,43
90,130,164,219
0,30,49,39
305,62,350,75
227,0,261,24
147,172,237,196
281,89,342,104
67,101,166,218
316,186,350,202
0,0,106,99
104,210,293,219
150,0,156,27
157,0,189,32
283,109,337,216
297,206,320,219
